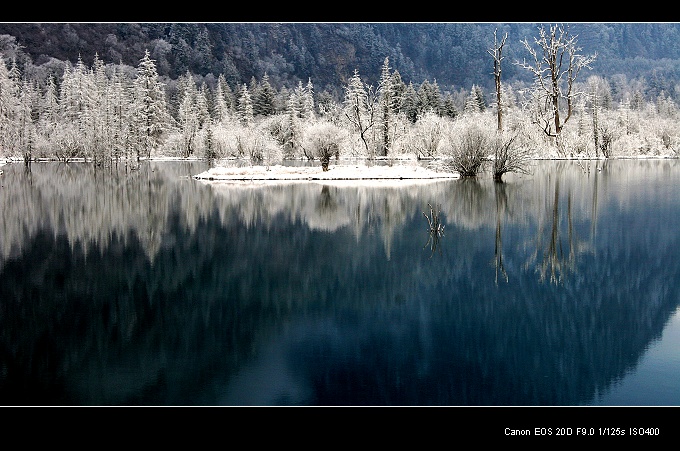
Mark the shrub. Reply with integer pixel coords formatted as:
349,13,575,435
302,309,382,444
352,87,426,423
445,121,489,177
491,132,533,182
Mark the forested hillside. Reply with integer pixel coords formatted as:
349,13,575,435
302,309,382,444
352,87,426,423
2,23,680,99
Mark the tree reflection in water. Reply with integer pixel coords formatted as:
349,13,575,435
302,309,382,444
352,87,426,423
1,160,680,405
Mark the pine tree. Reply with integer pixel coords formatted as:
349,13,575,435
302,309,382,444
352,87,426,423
38,74,59,139
284,92,301,158
133,49,170,160
401,82,419,123
196,83,211,127
440,94,458,119
17,78,36,164
213,77,230,123
236,83,253,125
253,73,276,116
0,56,18,155
378,57,394,156
303,78,315,119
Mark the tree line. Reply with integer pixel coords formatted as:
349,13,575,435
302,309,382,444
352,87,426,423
1,24,679,181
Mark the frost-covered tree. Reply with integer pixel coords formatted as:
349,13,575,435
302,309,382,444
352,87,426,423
109,67,134,161
401,82,420,123
38,74,59,139
378,57,395,156
133,49,170,160
301,120,344,170
284,89,302,158
17,78,36,164
343,69,376,157
463,85,485,115
252,72,277,117
488,29,507,131
178,78,199,157
0,56,18,156
417,79,441,116
236,83,254,125
196,82,211,127
213,75,231,123
517,23,596,149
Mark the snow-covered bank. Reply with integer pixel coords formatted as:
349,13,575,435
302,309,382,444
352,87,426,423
192,163,460,185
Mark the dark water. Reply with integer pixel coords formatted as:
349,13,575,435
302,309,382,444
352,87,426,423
1,159,679,406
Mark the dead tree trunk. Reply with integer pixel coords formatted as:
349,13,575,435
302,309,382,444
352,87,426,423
488,29,508,133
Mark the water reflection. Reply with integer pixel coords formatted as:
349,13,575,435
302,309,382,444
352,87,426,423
1,160,679,405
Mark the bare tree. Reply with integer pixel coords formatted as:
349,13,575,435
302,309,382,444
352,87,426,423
517,24,596,150
344,69,378,158
488,28,507,132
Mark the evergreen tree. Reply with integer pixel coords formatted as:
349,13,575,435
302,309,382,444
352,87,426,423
17,78,37,163
0,56,18,155
133,49,170,160
473,84,486,112
303,78,315,119
378,57,394,156
213,75,230,123
196,82,211,127
401,82,420,123
38,74,59,139
253,72,276,116
109,67,133,161
440,93,458,119
236,83,254,125
284,91,301,158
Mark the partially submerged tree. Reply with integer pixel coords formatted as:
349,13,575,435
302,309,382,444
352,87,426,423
517,24,596,153
491,132,533,182
445,120,488,177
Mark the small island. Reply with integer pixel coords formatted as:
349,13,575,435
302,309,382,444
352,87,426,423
193,163,460,184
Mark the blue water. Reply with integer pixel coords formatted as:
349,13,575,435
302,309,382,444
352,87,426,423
0,158,679,406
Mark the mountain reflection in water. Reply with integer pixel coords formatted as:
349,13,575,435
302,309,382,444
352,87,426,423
0,159,679,406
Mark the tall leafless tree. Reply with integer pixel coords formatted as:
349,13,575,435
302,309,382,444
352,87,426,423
517,24,596,150
488,28,507,132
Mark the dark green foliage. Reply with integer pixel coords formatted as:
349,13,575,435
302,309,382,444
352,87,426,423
3,23,680,99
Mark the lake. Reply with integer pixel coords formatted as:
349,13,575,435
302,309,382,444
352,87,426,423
1,158,679,406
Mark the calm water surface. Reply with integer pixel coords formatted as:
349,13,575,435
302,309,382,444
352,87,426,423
1,158,679,406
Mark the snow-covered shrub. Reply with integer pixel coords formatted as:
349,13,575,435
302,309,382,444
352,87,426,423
402,111,447,159
443,115,490,177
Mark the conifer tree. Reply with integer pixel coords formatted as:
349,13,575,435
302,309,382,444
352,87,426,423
401,82,419,123
196,83,211,127
284,92,302,158
253,73,277,117
0,56,18,155
38,74,59,139
303,78,315,119
133,49,170,160
17,78,36,164
378,57,394,156
236,83,254,125
213,77,230,123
